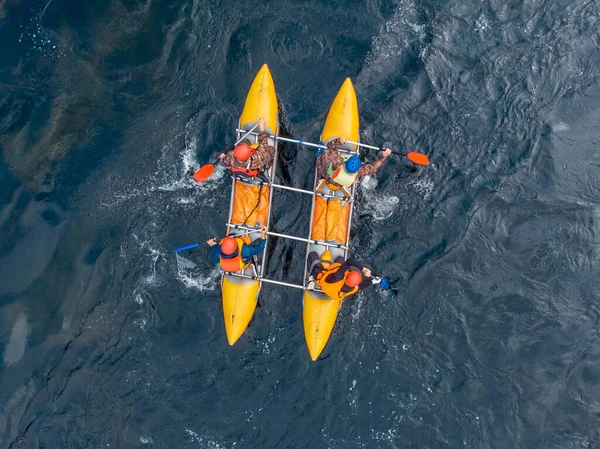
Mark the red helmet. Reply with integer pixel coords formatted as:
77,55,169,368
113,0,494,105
221,238,238,255
233,143,254,162
345,270,362,287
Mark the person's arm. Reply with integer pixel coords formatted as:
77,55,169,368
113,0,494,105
209,243,221,264
219,150,234,168
240,228,268,259
324,260,360,283
252,133,275,170
248,117,274,170
357,278,373,291
326,137,344,153
356,148,391,177
324,259,374,287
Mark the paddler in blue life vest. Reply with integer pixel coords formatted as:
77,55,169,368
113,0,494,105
306,251,375,300
316,137,392,194
219,117,275,181
208,227,268,272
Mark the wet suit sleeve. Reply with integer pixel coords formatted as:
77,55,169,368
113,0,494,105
324,259,374,291
357,154,387,177
210,245,221,264
357,278,373,291
240,237,266,262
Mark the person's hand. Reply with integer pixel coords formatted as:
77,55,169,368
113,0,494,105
258,117,266,131
260,227,268,239
362,267,372,278
339,137,347,144
219,153,225,160
207,237,217,247
382,148,392,158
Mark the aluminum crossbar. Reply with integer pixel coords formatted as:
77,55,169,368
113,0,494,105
226,271,305,290
266,182,349,202
227,224,348,250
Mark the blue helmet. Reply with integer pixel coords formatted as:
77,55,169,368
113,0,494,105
344,155,361,174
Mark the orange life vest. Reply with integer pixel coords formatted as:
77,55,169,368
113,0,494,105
219,235,252,272
315,262,359,300
230,160,259,177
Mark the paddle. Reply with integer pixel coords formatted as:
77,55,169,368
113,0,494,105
345,140,429,166
192,124,260,182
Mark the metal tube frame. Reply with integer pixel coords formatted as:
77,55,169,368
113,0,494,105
226,224,348,250
222,127,360,292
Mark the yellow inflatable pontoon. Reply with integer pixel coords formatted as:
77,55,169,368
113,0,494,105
302,78,360,360
221,64,279,345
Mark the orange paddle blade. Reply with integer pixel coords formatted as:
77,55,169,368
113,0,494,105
407,152,429,166
193,164,215,182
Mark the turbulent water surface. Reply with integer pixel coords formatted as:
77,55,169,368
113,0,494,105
1,0,600,448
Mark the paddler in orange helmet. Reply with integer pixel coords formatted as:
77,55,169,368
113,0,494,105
219,117,275,180
208,228,268,272
306,251,375,300
316,137,392,193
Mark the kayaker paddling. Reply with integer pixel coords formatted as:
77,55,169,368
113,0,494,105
306,251,375,300
209,227,268,273
316,136,392,194
219,117,275,182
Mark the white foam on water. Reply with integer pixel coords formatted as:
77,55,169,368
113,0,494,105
552,121,570,132
185,429,227,448
176,255,219,291
362,3,426,69
139,436,153,444
361,193,401,221
475,14,490,33
360,175,378,190
409,177,434,200
132,233,165,286
3,313,29,366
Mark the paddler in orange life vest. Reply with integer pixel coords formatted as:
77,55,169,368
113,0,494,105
208,228,268,272
316,137,392,193
219,117,275,180
306,251,375,300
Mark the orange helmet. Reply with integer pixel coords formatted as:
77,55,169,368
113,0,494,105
233,143,254,162
345,270,362,287
220,238,238,255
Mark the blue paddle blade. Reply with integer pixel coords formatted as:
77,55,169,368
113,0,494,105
380,278,390,290
173,243,200,253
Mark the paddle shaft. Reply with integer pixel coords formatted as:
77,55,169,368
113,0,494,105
173,229,256,253
346,140,406,156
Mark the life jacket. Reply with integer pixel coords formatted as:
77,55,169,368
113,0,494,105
218,235,252,272
326,156,359,187
315,262,359,300
230,143,259,178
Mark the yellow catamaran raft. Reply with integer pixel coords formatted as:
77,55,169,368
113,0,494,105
224,77,361,358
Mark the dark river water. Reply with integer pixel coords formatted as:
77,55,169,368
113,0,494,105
1,0,600,448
